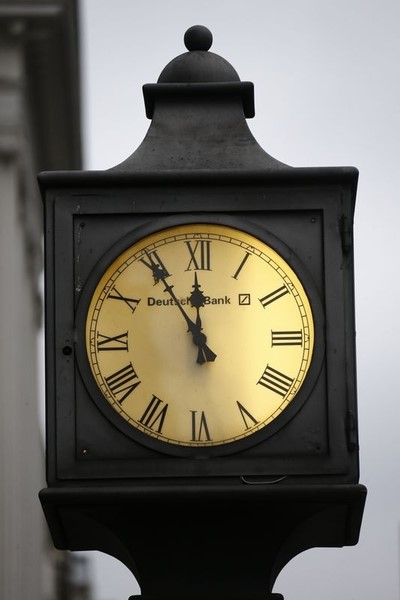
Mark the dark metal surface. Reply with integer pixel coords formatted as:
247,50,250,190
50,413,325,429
40,173,358,484
40,483,366,598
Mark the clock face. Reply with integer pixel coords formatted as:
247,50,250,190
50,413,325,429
82,221,317,455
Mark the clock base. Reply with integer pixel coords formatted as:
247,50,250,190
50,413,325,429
39,483,366,599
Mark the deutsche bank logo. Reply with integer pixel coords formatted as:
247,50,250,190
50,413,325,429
238,293,251,305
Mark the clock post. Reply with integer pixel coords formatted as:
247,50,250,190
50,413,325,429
39,26,367,599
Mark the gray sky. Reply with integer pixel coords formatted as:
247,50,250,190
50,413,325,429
77,1,400,598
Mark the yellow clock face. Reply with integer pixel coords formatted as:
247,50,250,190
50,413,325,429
84,222,315,453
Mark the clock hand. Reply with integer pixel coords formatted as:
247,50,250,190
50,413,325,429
189,273,217,365
188,272,207,310
142,254,216,364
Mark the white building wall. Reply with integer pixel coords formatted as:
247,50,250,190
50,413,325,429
0,2,85,598
0,38,50,600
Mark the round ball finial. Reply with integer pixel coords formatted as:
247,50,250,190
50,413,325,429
184,25,213,51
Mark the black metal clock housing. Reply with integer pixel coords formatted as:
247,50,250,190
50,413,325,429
39,24,360,489
40,168,359,485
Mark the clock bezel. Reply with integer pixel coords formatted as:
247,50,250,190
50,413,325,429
75,213,325,458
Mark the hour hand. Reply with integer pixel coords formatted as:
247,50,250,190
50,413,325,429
188,273,216,364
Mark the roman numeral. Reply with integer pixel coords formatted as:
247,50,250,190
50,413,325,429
232,252,251,279
237,401,258,430
96,331,128,352
108,287,140,313
185,240,212,271
257,365,294,397
105,363,141,403
271,330,303,346
139,395,168,434
140,250,170,283
191,410,211,441
259,285,289,308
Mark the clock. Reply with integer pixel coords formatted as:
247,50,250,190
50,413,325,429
77,215,322,457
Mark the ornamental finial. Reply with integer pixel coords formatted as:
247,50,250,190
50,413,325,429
184,25,213,51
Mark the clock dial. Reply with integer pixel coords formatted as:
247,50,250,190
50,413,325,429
84,222,316,451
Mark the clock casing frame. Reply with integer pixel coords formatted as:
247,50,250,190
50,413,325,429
77,217,322,455
40,167,359,486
